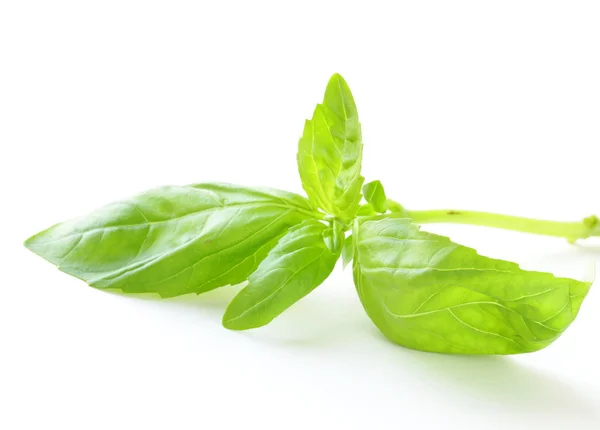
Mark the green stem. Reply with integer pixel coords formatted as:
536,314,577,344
401,208,600,242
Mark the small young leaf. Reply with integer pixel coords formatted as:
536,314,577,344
25,183,318,298
352,217,592,354
223,219,341,330
362,180,387,213
323,219,344,254
297,73,364,222
387,199,405,215
356,203,378,217
342,234,354,268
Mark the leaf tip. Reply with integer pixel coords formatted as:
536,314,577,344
23,232,41,252
221,312,252,331
328,72,345,83
221,318,239,331
326,73,351,94
222,299,258,331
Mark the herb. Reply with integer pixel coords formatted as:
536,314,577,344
362,180,387,214
223,219,341,330
353,216,590,354
25,74,598,355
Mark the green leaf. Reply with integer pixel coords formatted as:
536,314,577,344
356,203,377,217
362,180,387,213
387,199,405,215
297,73,364,222
323,219,344,254
223,219,341,330
342,234,354,268
25,183,319,298
352,216,592,355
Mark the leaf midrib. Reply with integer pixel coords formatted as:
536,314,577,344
87,209,296,286
29,201,315,245
225,248,326,325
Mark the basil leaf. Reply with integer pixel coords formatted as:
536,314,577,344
223,219,341,330
25,183,318,298
362,180,387,213
352,217,592,354
297,73,364,221
387,199,405,214
356,203,378,217
342,234,354,268
323,219,344,254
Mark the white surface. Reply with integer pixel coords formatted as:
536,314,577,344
2,1,600,429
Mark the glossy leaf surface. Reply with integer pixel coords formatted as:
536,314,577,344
297,73,363,221
223,219,341,330
353,217,592,354
25,183,317,297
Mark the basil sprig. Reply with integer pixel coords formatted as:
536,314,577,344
25,74,597,355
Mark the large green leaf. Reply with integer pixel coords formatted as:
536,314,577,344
223,219,341,330
25,183,319,298
297,73,363,221
352,216,592,354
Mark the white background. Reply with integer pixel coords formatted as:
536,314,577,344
2,1,600,429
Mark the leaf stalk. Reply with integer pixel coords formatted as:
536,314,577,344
400,207,599,242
